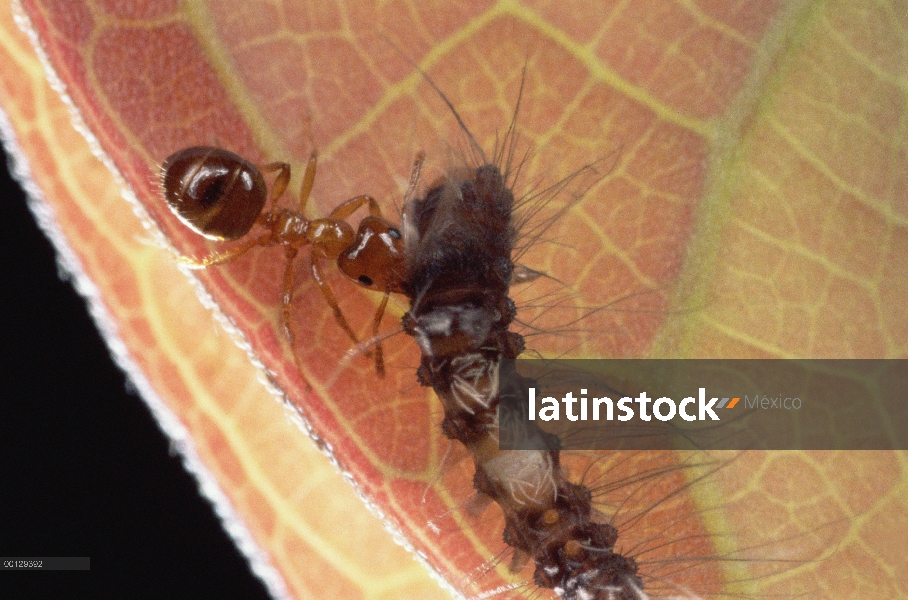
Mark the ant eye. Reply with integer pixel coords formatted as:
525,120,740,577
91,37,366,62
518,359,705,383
358,275,374,287
388,227,402,239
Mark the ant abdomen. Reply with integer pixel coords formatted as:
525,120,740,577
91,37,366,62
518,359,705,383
161,146,270,241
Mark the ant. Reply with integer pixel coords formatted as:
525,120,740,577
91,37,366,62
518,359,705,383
160,145,408,376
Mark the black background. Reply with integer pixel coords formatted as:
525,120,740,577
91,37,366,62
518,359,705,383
0,145,272,599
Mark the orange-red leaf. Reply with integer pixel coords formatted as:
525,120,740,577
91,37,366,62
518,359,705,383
6,1,907,598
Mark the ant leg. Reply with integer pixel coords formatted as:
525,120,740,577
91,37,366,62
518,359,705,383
370,291,390,378
293,150,318,213
337,152,424,222
327,194,380,221
402,152,426,205
259,162,291,209
280,246,306,371
176,233,272,269
309,253,366,350
398,153,426,229
325,152,425,221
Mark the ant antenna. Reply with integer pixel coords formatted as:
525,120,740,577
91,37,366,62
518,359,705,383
340,323,405,371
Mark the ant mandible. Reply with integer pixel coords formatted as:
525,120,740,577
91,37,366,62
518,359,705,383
160,145,408,377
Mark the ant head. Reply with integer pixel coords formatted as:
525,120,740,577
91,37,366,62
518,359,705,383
337,216,407,293
161,146,267,241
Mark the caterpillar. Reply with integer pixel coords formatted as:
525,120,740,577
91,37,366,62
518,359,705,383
334,67,664,599
341,65,827,599
401,119,642,600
